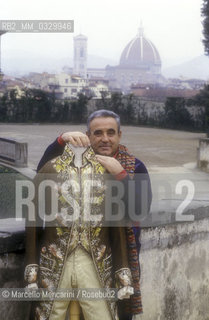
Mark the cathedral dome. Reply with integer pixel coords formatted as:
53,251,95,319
119,26,161,68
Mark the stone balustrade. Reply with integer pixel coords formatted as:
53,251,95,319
197,138,209,173
0,138,27,168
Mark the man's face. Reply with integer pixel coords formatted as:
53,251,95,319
87,117,122,156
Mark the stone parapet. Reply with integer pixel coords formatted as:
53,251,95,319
0,138,28,168
0,215,209,319
139,218,209,320
197,138,209,172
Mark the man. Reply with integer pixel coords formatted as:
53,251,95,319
25,110,152,320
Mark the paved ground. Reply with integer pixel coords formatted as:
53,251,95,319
0,123,206,170
1,124,209,222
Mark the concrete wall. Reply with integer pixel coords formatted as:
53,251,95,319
197,138,209,173
1,216,209,320
0,251,30,320
138,218,209,320
0,219,30,320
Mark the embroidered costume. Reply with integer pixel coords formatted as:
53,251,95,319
25,141,152,320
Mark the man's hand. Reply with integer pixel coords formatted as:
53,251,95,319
95,155,124,175
61,132,90,147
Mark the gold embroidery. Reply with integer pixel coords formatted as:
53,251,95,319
36,146,117,319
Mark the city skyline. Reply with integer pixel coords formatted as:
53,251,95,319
0,0,206,76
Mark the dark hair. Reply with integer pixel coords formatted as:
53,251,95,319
87,109,120,133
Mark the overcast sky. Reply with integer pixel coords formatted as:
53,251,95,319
0,0,205,74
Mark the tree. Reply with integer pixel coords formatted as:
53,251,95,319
0,88,56,122
164,97,194,129
109,92,123,114
123,94,135,124
202,0,209,55
0,89,22,122
0,92,9,121
201,1,209,135
193,84,209,133
70,93,89,123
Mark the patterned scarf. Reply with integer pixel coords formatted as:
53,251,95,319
116,144,143,315
116,144,135,179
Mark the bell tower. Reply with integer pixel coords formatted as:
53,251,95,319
73,34,87,78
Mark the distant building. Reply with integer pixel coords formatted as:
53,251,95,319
87,68,106,79
73,34,88,78
88,77,110,99
24,72,55,89
106,25,164,91
48,73,87,99
166,78,205,91
70,25,164,92
49,26,165,96
1,74,31,96
131,84,200,99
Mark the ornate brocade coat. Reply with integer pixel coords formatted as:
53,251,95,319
25,145,133,320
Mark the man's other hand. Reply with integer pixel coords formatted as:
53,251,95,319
95,155,124,175
61,132,90,147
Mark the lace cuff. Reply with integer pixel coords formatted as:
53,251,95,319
118,286,134,300
115,268,133,289
24,264,39,284
25,283,38,289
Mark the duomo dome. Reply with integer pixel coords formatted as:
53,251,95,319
105,25,163,91
119,26,161,68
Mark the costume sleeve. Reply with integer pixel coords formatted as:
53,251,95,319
24,172,42,287
37,138,65,172
24,165,50,287
109,227,134,295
